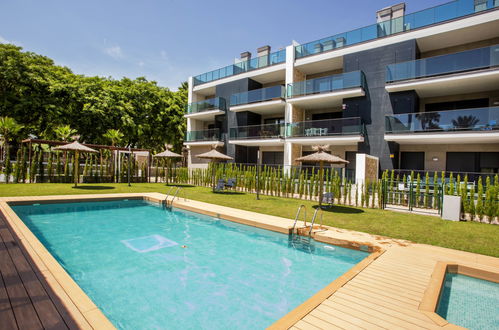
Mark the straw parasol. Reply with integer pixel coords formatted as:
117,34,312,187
153,144,182,184
197,144,233,191
295,145,349,207
54,140,98,187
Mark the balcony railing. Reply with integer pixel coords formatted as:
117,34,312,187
230,85,285,107
287,117,364,138
193,49,286,86
185,128,221,142
295,0,499,59
386,44,499,82
287,71,366,98
229,123,285,140
186,97,226,115
385,107,499,133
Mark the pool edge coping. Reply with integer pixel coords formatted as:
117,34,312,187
420,261,499,329
1,193,383,329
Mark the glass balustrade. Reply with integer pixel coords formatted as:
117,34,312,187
230,85,285,107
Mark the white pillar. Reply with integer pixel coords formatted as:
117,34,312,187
283,44,296,174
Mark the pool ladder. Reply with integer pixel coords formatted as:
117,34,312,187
291,205,306,235
308,208,325,236
164,187,186,210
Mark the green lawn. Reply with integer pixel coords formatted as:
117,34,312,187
1,183,497,257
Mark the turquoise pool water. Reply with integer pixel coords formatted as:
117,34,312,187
437,273,499,330
12,200,368,329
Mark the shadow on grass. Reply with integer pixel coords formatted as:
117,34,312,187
313,204,364,214
165,183,195,188
212,191,246,195
72,186,115,190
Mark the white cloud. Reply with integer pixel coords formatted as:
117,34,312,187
138,61,145,67
0,35,11,44
160,50,167,60
103,45,124,59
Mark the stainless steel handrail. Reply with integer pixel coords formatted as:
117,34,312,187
309,208,324,236
291,205,306,234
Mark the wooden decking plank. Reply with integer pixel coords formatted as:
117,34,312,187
0,234,43,329
345,281,420,306
352,276,424,299
0,271,18,330
328,296,427,330
336,285,419,311
367,264,431,281
333,290,439,328
361,268,429,287
302,314,343,330
0,217,69,330
322,299,407,330
335,287,433,322
315,304,386,330
293,320,322,330
310,309,366,330
356,271,427,292
374,260,433,273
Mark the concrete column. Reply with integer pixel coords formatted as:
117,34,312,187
284,44,296,173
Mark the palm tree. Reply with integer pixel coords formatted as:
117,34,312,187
103,129,124,147
103,129,124,182
54,125,77,181
452,115,479,130
0,117,23,174
54,125,77,142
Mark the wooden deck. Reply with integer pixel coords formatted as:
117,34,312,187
0,212,77,330
1,193,498,330
287,244,499,330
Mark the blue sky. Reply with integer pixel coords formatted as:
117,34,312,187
0,0,447,90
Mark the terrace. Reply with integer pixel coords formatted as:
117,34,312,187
385,107,499,144
295,0,499,59
286,71,366,109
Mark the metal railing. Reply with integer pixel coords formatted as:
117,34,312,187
295,0,499,59
386,44,499,82
287,117,364,138
186,97,226,114
230,85,285,107
193,49,286,86
287,71,366,98
229,123,286,140
185,128,222,142
385,107,499,134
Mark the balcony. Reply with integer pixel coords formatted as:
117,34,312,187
295,0,499,59
286,117,364,145
193,49,286,87
287,71,366,108
386,45,499,96
228,123,285,146
230,85,286,114
185,97,226,120
184,128,224,146
385,107,499,144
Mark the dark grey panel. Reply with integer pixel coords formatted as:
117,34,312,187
343,39,418,171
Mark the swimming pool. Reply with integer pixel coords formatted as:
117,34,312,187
13,199,368,329
437,273,499,329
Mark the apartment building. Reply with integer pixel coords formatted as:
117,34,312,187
184,0,499,177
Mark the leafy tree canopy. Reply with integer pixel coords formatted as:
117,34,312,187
0,44,187,151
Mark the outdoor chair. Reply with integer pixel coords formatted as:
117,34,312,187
215,179,226,192
321,192,334,208
226,178,236,189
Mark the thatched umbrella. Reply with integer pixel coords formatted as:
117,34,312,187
196,144,233,191
295,145,349,207
54,141,98,187
153,145,182,184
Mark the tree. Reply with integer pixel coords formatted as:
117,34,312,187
103,129,124,147
0,116,23,178
54,125,77,142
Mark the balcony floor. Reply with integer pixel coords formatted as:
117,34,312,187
287,88,365,109
385,130,499,144
286,135,363,146
386,68,499,97
184,109,225,121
